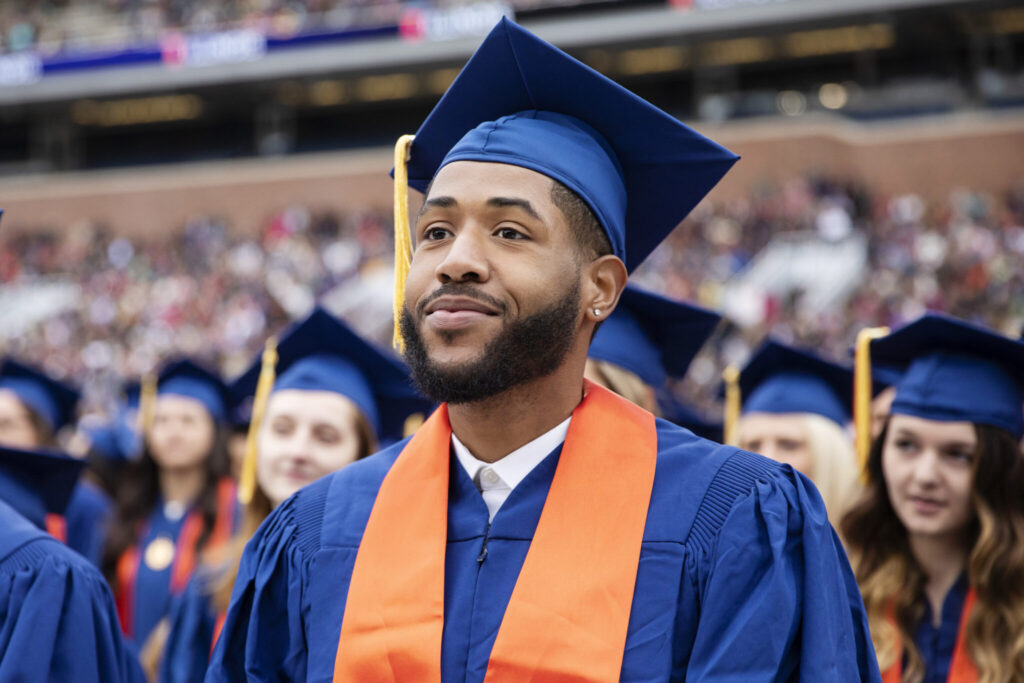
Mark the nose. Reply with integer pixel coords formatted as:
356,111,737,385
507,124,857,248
910,449,941,487
435,229,490,284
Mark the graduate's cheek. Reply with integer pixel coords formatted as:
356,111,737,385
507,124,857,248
0,391,43,449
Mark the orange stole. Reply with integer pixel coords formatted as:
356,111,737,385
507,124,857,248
881,589,978,683
115,478,237,637
45,513,68,543
334,382,658,682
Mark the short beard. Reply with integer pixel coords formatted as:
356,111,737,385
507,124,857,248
400,279,581,404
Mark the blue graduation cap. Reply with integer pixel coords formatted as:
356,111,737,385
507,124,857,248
735,341,854,427
234,306,432,446
588,285,721,388
0,445,85,528
658,388,723,443
401,18,738,273
156,359,232,423
80,420,129,463
0,359,81,432
870,313,1024,438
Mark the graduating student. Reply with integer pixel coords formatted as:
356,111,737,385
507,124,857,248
103,359,238,648
842,314,1024,682
208,19,878,682
584,283,720,415
0,444,144,682
0,358,112,566
724,340,862,526
160,306,430,683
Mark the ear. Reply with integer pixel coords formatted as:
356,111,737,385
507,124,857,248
581,255,627,323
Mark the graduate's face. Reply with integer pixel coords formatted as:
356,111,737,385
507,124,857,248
257,389,364,507
149,395,216,471
401,161,586,402
0,390,43,449
737,413,814,476
881,414,975,541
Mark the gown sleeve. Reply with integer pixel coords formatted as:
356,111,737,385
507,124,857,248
204,491,313,682
160,572,219,683
0,535,146,683
64,480,113,568
685,456,880,682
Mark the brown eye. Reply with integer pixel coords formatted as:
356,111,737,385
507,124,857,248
271,416,296,436
778,439,802,452
312,423,342,445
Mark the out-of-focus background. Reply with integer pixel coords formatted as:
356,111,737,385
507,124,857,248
1,0,1022,416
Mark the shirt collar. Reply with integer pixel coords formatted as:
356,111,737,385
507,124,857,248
452,416,572,490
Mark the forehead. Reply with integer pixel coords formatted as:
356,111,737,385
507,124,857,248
0,390,29,414
267,389,360,423
739,412,808,438
888,413,976,443
155,394,209,418
426,160,556,205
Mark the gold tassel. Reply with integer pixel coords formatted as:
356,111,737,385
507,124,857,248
854,326,890,483
393,134,416,352
722,364,741,446
238,337,278,505
138,373,157,435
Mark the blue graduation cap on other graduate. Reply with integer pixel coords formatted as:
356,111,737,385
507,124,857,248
234,306,432,445
658,388,724,442
870,313,1024,438
80,419,129,463
0,359,80,432
588,285,721,388
157,359,232,423
0,445,85,529
737,341,854,427
400,18,738,273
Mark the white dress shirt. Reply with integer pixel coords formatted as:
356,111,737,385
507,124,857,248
452,417,572,521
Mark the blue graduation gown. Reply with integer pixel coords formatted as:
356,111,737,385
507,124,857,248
64,479,112,567
912,574,969,683
161,565,225,683
130,505,189,646
0,498,145,682
207,420,880,682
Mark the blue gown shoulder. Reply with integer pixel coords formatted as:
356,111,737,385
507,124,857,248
64,479,113,567
0,499,145,682
160,562,229,683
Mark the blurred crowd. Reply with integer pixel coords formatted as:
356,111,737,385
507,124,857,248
0,0,405,55
0,204,396,413
2,174,1023,416
635,175,1024,401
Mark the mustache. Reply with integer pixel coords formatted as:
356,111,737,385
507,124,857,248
415,283,508,317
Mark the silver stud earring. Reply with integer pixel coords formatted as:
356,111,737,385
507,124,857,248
593,308,602,317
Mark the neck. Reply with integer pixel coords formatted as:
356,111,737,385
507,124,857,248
909,532,968,626
448,360,585,464
159,465,207,506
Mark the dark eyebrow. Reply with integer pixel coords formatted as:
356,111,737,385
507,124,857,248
417,195,541,221
487,197,540,220
419,196,457,217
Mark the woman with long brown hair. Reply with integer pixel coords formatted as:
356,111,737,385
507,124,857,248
159,307,430,682
102,359,238,650
842,313,1024,683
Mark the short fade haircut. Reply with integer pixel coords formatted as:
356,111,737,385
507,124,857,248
550,180,613,262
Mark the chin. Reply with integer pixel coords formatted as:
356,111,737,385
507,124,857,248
424,339,490,368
